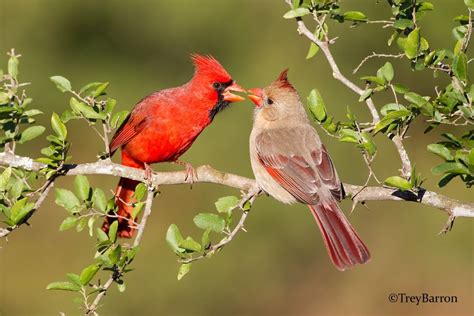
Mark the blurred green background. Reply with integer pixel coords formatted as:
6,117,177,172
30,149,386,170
0,0,473,315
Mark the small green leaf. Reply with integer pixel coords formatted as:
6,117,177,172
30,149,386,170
179,237,202,252
307,89,327,122
384,176,413,191
193,213,226,233
378,62,394,82
360,76,385,86
70,97,106,120
8,55,19,79
404,92,428,107
108,220,118,242
66,273,82,286
452,52,468,83
0,167,12,190
111,111,130,129
432,162,470,175
46,281,80,292
306,42,319,59
201,228,211,249
109,244,121,264
79,264,101,285
74,175,90,201
93,82,109,98
177,263,191,280
18,126,45,144
359,89,373,102
92,188,107,213
0,92,10,105
166,224,185,253
60,216,78,231
215,196,239,215
465,0,474,9
50,76,72,93
393,19,414,30
399,28,420,59
427,144,454,161
133,183,147,201
283,8,310,19
55,188,80,210
343,11,367,22
51,112,67,140
96,227,109,243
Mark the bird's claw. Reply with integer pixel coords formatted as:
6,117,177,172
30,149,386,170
174,160,198,188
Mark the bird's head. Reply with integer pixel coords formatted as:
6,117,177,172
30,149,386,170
248,69,305,124
190,54,245,120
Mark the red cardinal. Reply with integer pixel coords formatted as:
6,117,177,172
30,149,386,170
103,54,245,238
248,70,370,270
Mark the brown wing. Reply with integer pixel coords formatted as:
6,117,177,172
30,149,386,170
255,126,343,204
109,105,149,155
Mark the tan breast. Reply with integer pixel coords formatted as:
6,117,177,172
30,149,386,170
249,128,297,205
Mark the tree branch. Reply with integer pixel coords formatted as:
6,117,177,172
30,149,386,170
294,18,381,124
0,152,472,227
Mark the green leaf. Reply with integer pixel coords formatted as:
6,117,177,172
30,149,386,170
215,196,239,215
131,202,145,220
59,216,78,231
360,76,385,86
452,52,468,83
51,112,67,140
361,131,377,156
79,264,100,285
193,213,226,233
393,19,414,30
380,103,405,116
404,92,428,107
134,183,147,201
8,55,19,79
55,188,80,210
306,42,319,59
307,89,327,122
117,281,126,293
427,144,454,161
373,109,411,134
93,82,109,98
111,111,129,129
283,8,310,19
359,89,373,102
79,82,103,96
343,11,367,22
201,228,211,249
177,263,191,281
166,224,185,253
0,167,12,191
70,97,106,120
66,273,82,286
179,237,202,252
109,244,121,264
11,199,35,224
46,281,80,292
378,62,394,82
92,188,107,213
432,162,470,175
393,83,409,94
384,176,413,191
96,227,109,243
0,92,10,105
108,220,118,242
399,28,420,59
465,0,474,9
74,175,90,201
18,126,45,144
50,76,72,93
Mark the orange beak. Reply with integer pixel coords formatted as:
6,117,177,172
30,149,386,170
247,88,263,107
223,82,246,102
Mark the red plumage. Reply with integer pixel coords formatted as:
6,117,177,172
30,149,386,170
102,54,244,238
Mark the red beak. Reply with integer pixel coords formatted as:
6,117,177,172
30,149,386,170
247,88,263,107
223,82,246,102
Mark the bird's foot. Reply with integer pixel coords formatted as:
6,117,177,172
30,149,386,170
174,160,198,187
144,163,155,187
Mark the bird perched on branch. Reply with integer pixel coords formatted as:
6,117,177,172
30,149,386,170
247,70,370,270
102,54,245,238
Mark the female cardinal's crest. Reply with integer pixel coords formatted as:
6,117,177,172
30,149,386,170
191,54,232,82
274,68,295,91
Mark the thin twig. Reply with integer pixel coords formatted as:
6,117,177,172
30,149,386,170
353,52,404,74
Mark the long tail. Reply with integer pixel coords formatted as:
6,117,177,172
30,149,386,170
309,201,370,271
102,151,143,238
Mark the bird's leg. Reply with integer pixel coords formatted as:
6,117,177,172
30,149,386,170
173,160,197,186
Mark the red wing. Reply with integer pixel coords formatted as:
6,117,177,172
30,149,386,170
109,112,148,154
255,127,343,204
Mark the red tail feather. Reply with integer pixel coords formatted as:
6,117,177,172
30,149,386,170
102,177,139,238
309,202,370,271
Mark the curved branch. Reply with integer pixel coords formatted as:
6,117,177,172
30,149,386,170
0,152,472,221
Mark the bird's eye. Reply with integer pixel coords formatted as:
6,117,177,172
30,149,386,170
213,82,222,90
267,98,274,105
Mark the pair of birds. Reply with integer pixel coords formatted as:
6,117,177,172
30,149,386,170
102,54,370,271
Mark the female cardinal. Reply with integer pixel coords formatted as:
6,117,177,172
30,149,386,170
103,54,245,238
247,70,370,270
